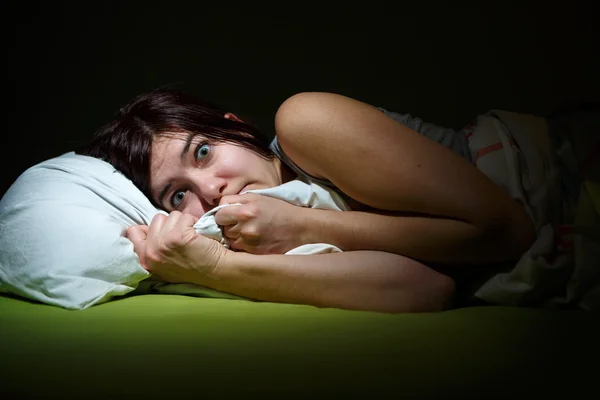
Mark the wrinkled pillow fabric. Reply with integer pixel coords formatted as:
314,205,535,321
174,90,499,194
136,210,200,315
0,152,354,310
0,152,160,309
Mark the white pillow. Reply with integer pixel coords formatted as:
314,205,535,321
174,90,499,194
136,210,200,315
0,152,352,310
0,152,161,309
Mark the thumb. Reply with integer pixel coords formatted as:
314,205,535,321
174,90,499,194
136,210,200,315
219,194,249,206
126,224,148,242
125,225,149,269
138,225,150,235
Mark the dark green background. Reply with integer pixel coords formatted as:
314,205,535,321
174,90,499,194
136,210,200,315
5,2,599,198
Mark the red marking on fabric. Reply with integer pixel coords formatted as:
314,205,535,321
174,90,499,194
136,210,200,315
474,139,517,163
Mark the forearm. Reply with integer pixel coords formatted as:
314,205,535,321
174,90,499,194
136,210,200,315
208,250,454,313
299,208,521,265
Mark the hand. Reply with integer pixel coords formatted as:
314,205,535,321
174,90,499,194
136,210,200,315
126,211,229,285
216,193,309,255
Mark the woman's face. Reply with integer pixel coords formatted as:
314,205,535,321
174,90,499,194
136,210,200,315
149,132,283,218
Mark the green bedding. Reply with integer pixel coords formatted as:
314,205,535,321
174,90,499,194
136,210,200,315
1,294,597,399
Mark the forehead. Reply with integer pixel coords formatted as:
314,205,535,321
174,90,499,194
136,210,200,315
150,133,194,182
153,131,193,149
151,132,202,163
153,133,185,153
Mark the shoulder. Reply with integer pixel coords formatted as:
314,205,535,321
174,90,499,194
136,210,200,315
274,91,391,138
276,91,345,111
274,92,371,132
273,92,356,179
274,92,386,174
274,90,388,131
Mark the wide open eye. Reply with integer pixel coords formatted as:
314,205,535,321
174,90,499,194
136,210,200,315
170,190,186,208
195,143,211,161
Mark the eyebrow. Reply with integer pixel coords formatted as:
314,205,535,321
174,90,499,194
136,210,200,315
157,183,171,209
180,134,195,162
157,134,195,208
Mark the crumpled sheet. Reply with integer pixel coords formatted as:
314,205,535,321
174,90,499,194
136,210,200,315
466,109,600,310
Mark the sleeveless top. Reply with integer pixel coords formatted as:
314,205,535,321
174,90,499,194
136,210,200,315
269,107,472,204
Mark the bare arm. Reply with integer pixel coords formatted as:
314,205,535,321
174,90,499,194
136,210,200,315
211,249,455,313
295,207,520,265
127,212,455,314
275,92,535,264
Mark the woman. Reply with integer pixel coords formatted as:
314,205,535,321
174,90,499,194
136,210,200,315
77,89,536,313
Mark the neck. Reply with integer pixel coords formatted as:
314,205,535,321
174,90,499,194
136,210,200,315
275,157,297,184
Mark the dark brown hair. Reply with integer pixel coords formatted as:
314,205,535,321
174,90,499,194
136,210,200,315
76,88,274,204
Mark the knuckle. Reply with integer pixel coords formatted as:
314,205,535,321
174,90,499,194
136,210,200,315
164,232,183,248
241,205,258,219
241,226,260,240
145,249,162,264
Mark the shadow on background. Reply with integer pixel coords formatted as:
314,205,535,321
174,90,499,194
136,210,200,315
4,2,600,197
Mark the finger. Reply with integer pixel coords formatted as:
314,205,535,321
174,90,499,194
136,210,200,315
125,225,148,268
180,212,199,227
214,205,244,226
167,213,199,237
160,212,197,234
148,213,167,238
125,225,148,245
222,224,241,240
160,210,184,233
219,194,250,206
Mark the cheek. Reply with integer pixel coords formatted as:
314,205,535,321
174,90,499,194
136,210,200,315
182,197,208,219
219,148,271,180
221,153,254,175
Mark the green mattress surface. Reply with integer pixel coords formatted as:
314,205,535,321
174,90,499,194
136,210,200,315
1,294,597,398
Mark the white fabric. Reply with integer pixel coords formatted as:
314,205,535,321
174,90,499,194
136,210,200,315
193,179,348,253
464,111,600,310
0,152,156,310
0,152,349,309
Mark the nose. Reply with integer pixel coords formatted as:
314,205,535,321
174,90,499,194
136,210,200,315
181,177,226,219
198,175,227,208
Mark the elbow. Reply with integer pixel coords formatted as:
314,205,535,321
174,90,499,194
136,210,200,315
507,212,536,260
385,272,456,314
478,212,536,264
321,273,456,315
436,274,456,311
415,273,456,313
480,200,537,262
